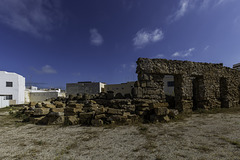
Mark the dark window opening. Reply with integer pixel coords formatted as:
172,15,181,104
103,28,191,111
6,82,13,87
167,81,174,87
5,95,12,100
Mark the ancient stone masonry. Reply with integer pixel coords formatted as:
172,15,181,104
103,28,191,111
133,58,240,112
16,58,240,126
19,93,178,126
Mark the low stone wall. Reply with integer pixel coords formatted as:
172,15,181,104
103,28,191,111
18,94,178,126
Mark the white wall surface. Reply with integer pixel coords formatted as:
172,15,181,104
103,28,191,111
0,71,25,104
0,96,9,108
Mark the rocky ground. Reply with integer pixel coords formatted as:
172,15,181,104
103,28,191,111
0,107,240,160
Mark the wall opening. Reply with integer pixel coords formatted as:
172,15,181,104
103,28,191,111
220,77,228,108
192,76,204,110
163,75,175,109
238,86,240,105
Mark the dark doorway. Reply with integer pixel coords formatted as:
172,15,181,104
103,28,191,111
192,76,204,110
220,77,228,108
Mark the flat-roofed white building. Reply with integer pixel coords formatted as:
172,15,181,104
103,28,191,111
233,63,240,70
0,71,25,108
25,86,65,103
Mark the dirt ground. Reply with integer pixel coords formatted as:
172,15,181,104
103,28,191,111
0,108,240,160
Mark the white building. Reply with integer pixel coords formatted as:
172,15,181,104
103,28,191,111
0,71,25,108
25,86,65,103
233,63,240,70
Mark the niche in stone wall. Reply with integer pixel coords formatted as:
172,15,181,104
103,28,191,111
191,76,204,110
220,77,228,108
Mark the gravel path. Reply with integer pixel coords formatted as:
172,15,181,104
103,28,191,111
0,112,240,160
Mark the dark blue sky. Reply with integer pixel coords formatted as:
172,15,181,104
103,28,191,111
0,0,240,89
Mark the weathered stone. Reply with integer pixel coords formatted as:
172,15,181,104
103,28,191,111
154,107,169,116
29,102,37,107
79,112,94,125
51,108,64,113
108,115,127,123
64,116,79,125
107,108,123,115
46,112,64,124
64,108,83,116
162,115,170,122
95,107,107,115
68,103,84,109
136,103,150,111
91,119,104,126
168,109,179,118
149,102,169,110
95,114,106,119
127,114,138,122
43,104,56,109
55,101,66,108
136,110,148,116
29,116,45,124
35,103,42,108
123,112,131,117
33,108,50,116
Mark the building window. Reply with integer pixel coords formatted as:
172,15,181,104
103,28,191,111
5,95,13,100
6,82,13,87
167,81,174,87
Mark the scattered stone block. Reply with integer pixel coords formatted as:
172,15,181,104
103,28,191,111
91,119,104,126
107,108,123,115
64,116,79,125
95,114,106,119
154,107,169,116
33,108,50,116
168,109,179,118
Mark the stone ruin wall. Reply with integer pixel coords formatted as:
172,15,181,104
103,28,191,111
16,58,240,126
133,58,240,112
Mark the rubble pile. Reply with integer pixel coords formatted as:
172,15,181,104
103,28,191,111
18,93,179,126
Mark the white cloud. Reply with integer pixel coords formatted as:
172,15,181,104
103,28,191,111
168,0,191,22
204,45,210,51
172,48,195,57
169,0,236,22
133,28,164,49
0,0,63,39
174,0,190,21
32,65,57,74
172,52,181,57
90,28,104,46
